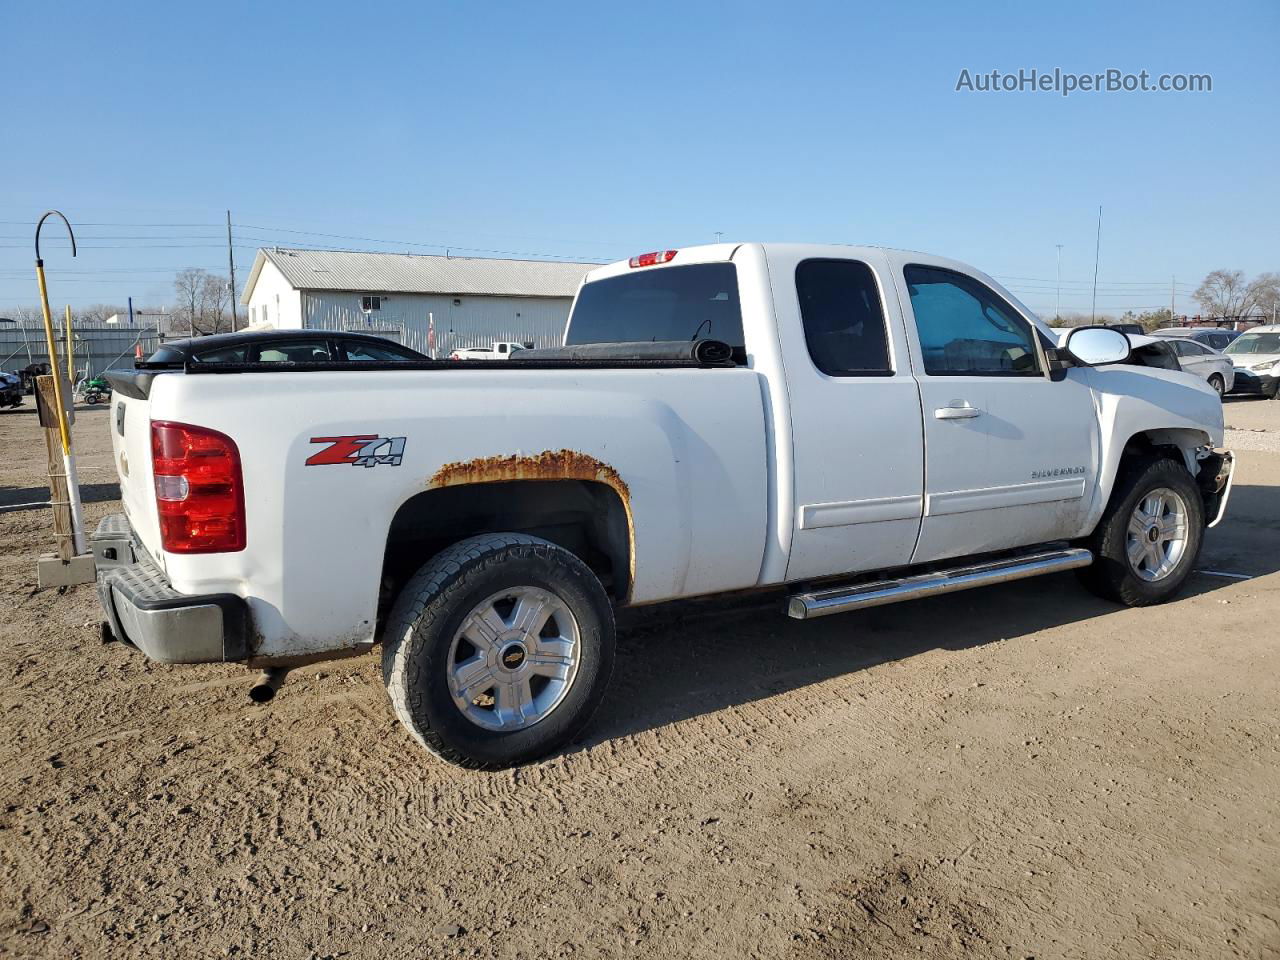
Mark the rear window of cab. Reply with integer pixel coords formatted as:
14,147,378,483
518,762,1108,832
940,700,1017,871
567,264,745,351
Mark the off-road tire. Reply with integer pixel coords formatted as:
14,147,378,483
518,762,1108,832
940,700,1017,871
381,533,615,769
1078,457,1204,607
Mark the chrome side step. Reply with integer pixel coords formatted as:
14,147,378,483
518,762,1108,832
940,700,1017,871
787,547,1093,620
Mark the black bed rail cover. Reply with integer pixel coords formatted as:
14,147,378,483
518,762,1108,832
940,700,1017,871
179,355,736,375
512,339,735,364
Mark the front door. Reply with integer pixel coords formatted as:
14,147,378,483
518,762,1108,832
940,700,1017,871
887,255,1100,564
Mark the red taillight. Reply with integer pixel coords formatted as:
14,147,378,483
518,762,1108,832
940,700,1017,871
628,250,678,268
151,420,246,553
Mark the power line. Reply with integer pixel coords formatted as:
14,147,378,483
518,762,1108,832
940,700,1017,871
998,274,1197,287
0,220,221,227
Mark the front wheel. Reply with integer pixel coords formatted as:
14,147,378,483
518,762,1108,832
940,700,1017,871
1078,457,1204,606
1208,374,1224,397
381,533,615,769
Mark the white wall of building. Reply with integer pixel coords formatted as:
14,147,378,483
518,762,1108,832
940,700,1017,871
244,261,304,329
302,290,573,358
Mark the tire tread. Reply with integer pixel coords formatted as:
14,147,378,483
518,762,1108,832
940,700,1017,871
381,533,612,770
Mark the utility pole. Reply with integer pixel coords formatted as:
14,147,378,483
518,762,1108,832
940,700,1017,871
1170,276,1176,327
1090,206,1102,324
226,210,238,332
1055,244,1063,321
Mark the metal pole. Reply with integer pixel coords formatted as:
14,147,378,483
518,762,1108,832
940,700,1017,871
64,304,74,384
1055,244,1063,321
20,314,33,364
1090,206,1102,324
1170,276,1175,326
227,210,237,332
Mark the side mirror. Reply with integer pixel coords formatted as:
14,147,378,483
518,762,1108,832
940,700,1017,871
1064,326,1131,366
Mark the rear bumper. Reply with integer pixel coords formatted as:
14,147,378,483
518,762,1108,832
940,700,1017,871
92,514,249,663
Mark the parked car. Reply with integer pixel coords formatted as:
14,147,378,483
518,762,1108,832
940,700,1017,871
0,371,23,408
1153,327,1240,351
99,243,1233,769
1149,334,1235,396
147,330,427,365
449,341,528,360
1223,324,1280,399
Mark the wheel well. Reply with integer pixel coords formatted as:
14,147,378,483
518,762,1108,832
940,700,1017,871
1119,428,1208,476
381,479,632,612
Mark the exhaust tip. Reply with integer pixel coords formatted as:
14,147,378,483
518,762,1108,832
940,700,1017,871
248,667,288,704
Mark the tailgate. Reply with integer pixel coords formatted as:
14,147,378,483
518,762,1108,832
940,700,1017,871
106,372,165,565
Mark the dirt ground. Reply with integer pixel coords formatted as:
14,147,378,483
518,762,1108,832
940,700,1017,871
1,397,1278,960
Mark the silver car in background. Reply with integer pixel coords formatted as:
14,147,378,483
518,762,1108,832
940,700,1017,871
1150,333,1236,397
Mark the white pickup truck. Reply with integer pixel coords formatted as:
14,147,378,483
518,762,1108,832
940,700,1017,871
448,340,527,360
98,243,1233,768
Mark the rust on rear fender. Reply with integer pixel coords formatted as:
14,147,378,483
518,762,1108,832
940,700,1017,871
428,450,635,598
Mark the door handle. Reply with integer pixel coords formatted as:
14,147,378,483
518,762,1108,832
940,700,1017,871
934,402,982,420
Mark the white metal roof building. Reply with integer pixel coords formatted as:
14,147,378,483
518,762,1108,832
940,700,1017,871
239,248,598,357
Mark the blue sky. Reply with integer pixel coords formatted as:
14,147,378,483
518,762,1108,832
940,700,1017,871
2,0,1276,318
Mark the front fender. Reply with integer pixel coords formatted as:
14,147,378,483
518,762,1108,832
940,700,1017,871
1081,365,1222,534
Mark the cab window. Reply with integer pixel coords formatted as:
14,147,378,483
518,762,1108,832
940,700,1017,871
189,344,248,363
904,265,1041,376
341,339,419,361
795,259,891,376
253,339,333,362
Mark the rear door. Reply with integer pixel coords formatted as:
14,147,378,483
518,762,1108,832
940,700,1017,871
767,248,925,581
888,254,1099,564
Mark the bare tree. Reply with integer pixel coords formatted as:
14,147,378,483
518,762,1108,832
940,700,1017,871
172,268,230,335
1250,272,1280,324
200,272,230,335
1193,270,1257,320
173,268,207,335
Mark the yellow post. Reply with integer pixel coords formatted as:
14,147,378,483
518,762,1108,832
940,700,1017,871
35,263,71,456
33,210,86,560
65,305,74,385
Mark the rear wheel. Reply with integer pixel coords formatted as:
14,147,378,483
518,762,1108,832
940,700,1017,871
381,533,615,769
1078,457,1204,606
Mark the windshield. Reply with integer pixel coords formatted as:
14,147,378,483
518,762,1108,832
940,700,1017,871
566,263,744,348
1224,333,1280,355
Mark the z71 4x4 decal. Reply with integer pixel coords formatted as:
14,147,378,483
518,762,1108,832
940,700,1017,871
307,435,406,468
